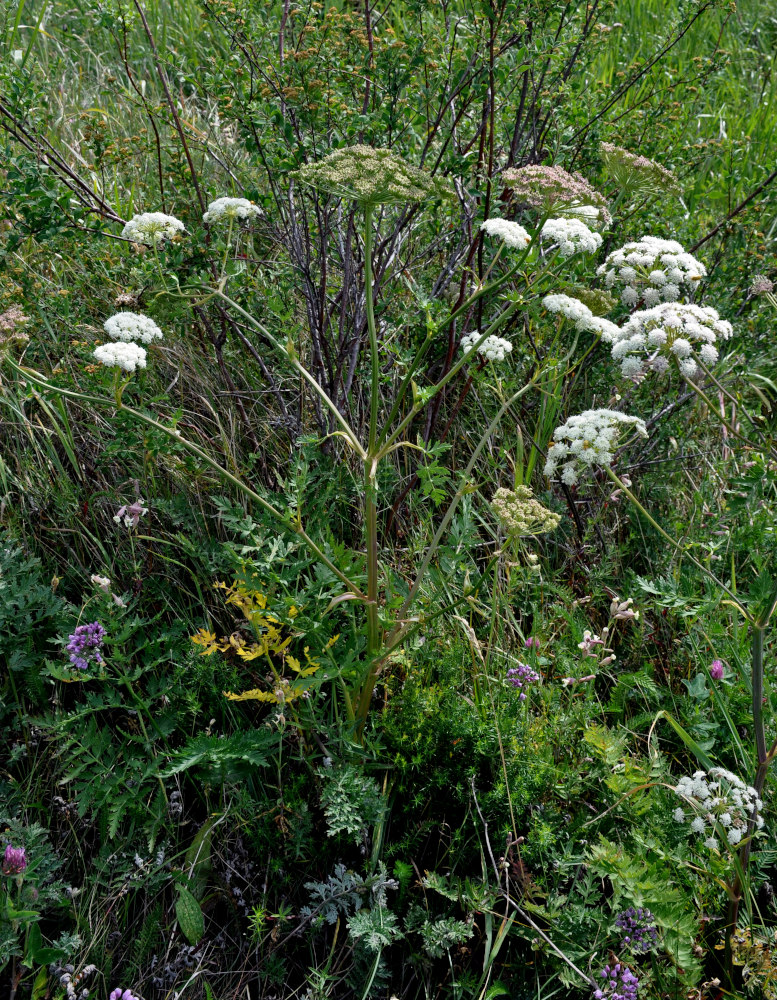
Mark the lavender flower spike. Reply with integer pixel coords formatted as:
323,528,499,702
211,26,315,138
506,662,541,701
2,844,27,875
593,963,639,1000
109,990,141,1000
615,906,659,953
66,622,106,671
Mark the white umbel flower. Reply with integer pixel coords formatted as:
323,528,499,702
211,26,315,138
607,303,732,379
93,342,147,372
543,409,647,485
597,236,707,307
104,312,164,344
122,212,185,245
542,294,619,342
461,332,513,362
673,766,764,852
480,218,532,249
540,217,603,257
203,197,262,224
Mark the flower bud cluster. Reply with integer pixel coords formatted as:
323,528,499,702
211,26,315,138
203,197,261,223
608,303,732,379
295,145,445,206
540,217,603,256
597,237,706,308
543,409,648,486
610,597,639,621
506,662,541,701
615,907,659,953
673,767,765,850
122,212,185,245
491,486,560,535
480,218,532,248
104,312,164,344
600,142,680,197
461,332,513,361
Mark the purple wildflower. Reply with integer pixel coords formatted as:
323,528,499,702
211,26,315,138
709,659,724,681
524,637,541,649
593,963,639,1000
109,990,140,1000
615,907,659,953
506,662,540,701
66,621,106,671
2,844,27,875
114,499,148,528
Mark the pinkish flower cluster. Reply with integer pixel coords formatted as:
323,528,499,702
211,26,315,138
2,843,27,875
110,990,141,1000
709,659,724,680
502,164,612,226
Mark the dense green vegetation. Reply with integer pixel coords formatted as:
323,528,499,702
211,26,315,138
1,0,777,996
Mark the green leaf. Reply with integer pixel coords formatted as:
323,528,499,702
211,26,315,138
176,886,205,944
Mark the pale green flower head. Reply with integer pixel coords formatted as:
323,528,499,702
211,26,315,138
491,486,561,536
295,145,447,207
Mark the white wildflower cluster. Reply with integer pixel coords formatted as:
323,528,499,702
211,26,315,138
121,212,185,245
93,342,147,372
461,332,513,362
540,217,603,257
203,197,261,224
543,409,648,486
542,294,620,340
597,237,707,308
104,312,164,344
674,767,764,851
491,485,561,535
609,303,733,379
480,218,532,249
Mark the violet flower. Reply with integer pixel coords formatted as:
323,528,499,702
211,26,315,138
506,662,541,701
709,659,724,680
2,844,27,875
66,622,106,671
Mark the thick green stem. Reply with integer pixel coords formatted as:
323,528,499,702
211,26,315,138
605,468,749,619
364,204,380,452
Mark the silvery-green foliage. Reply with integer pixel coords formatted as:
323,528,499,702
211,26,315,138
320,765,385,843
347,907,403,953
300,864,366,926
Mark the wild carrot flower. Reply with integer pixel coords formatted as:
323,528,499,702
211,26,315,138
295,145,446,206
93,342,147,372
542,294,620,340
491,486,560,535
506,662,540,701
608,303,732,379
600,142,680,197
615,907,658,953
2,844,27,875
597,236,706,308
66,622,106,671
674,767,764,848
203,197,262,223
104,312,163,344
461,332,513,361
480,218,532,248
122,212,185,245
540,217,602,256
502,164,612,226
543,410,647,486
